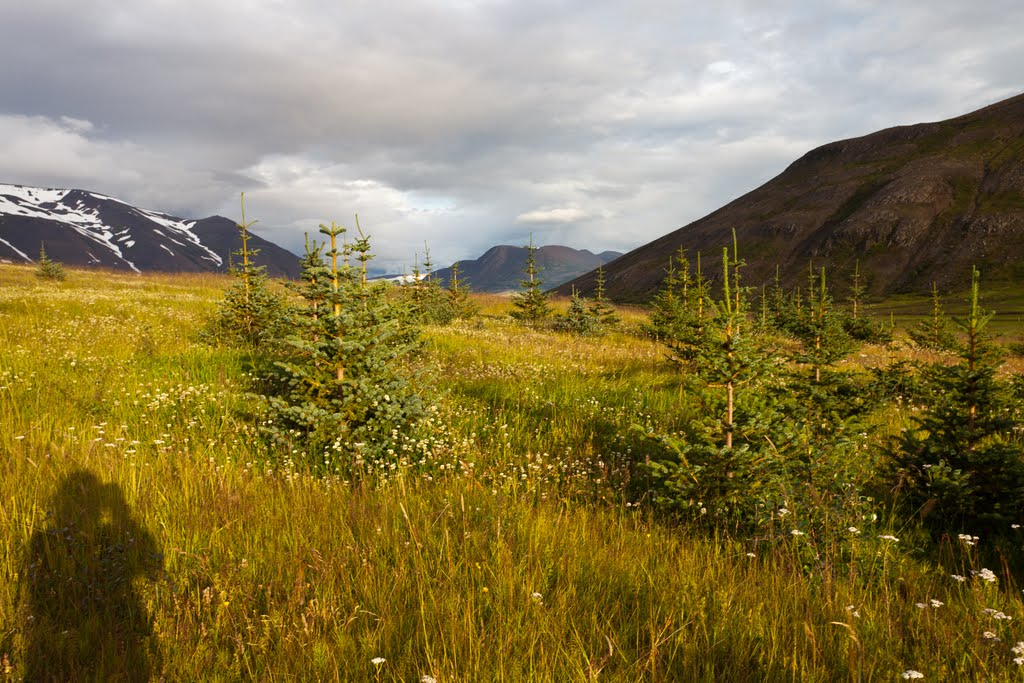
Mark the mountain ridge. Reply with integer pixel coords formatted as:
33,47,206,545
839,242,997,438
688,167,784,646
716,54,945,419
432,244,621,292
557,92,1024,302
0,184,300,278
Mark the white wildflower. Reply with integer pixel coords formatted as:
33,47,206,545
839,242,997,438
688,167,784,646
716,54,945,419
982,631,999,640
1013,641,1024,656
791,529,805,536
901,670,924,679
879,534,900,542
848,526,860,534
951,574,967,583
973,568,997,583
929,599,943,608
957,533,979,546
915,603,927,609
371,657,386,666
421,676,438,683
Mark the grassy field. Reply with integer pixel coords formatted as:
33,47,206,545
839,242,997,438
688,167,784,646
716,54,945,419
1,263,1023,681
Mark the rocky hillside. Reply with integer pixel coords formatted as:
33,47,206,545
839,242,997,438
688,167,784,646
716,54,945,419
558,93,1024,302
433,244,621,292
0,184,299,278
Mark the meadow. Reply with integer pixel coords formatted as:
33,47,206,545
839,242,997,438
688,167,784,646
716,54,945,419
1,263,1023,681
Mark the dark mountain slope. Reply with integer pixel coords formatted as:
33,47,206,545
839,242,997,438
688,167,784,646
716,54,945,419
557,93,1024,302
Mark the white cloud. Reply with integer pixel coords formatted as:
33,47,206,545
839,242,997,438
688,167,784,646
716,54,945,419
516,207,590,224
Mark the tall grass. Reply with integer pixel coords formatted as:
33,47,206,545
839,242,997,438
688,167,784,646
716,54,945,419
1,264,1023,680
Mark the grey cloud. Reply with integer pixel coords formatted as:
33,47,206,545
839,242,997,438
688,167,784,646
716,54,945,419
2,0,1023,272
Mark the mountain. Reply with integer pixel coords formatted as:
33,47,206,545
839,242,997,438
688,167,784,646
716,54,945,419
557,93,1024,302
431,244,622,293
0,184,300,278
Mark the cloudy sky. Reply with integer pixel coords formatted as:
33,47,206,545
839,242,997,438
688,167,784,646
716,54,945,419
1,1,1022,272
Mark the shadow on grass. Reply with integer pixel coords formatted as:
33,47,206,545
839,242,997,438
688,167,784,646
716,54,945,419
22,469,163,681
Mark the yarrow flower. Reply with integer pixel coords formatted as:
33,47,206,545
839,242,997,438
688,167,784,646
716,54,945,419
973,568,998,583
958,533,980,546
848,526,860,534
791,529,805,536
982,631,999,640
929,599,943,608
1013,641,1024,656
951,574,967,583
421,676,438,683
901,670,924,679
371,657,386,666
879,534,900,542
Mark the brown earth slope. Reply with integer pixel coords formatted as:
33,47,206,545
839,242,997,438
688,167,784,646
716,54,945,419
558,93,1024,302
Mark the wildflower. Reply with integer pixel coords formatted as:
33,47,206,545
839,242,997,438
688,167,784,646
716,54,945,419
901,670,924,679
848,526,860,534
879,534,899,542
973,568,997,583
957,533,979,546
371,657,386,666
530,592,543,602
983,631,999,640
746,552,756,558
791,529,805,536
421,676,438,683
929,599,943,608
951,574,967,583
915,603,927,609
845,605,861,618
1013,641,1024,656
1014,657,1024,666
1013,524,1021,529
778,507,790,517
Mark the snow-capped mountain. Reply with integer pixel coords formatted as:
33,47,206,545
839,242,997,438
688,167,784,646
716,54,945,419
0,184,299,277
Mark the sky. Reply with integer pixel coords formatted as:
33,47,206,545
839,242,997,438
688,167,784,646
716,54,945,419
1,1,1022,273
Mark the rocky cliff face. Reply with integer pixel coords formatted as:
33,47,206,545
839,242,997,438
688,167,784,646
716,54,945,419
559,93,1024,302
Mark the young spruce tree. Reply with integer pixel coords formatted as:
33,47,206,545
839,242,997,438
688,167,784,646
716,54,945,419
209,194,286,348
889,267,1024,532
259,219,426,472
36,242,66,281
510,235,551,326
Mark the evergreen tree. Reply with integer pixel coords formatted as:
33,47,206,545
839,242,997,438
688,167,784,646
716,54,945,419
510,235,551,326
259,220,426,470
889,267,1024,531
35,242,66,281
794,265,855,383
908,282,959,352
588,265,620,329
209,194,286,348
553,288,600,335
446,261,478,320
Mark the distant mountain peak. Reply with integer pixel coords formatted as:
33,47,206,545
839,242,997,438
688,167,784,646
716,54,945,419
0,183,299,277
432,244,622,292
